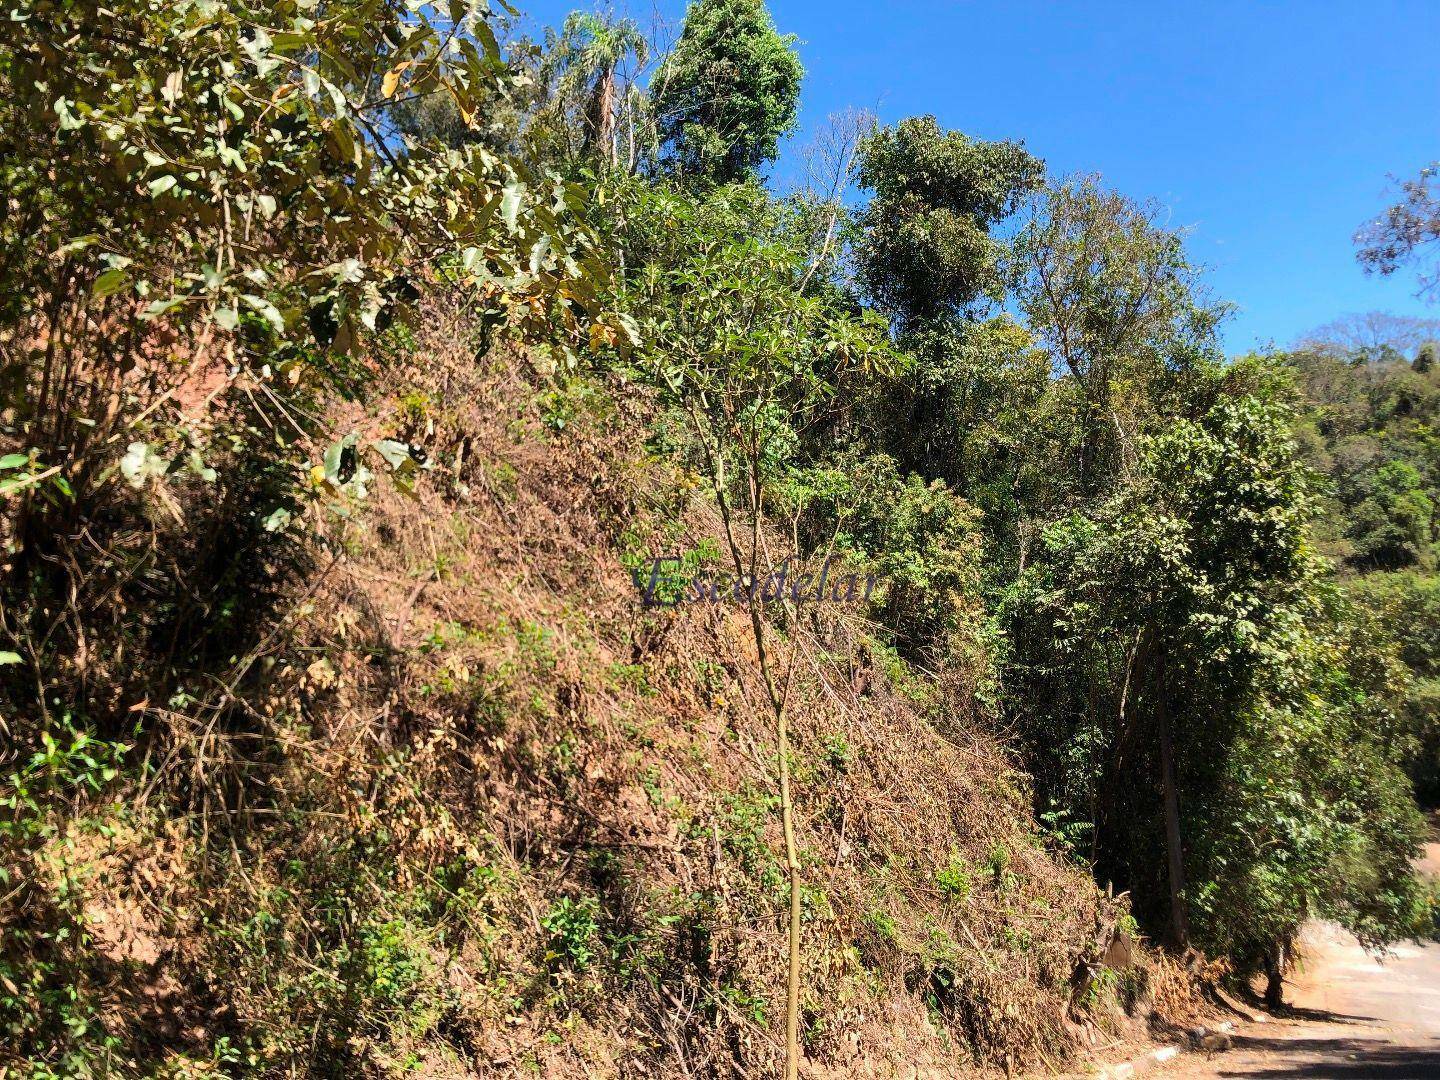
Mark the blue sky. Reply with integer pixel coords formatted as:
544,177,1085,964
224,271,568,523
516,0,1440,353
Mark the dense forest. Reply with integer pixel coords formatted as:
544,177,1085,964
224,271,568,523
2,1,1438,1076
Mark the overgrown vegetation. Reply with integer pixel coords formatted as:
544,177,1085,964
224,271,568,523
1,0,1436,1075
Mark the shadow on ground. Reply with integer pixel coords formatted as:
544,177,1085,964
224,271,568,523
1211,1034,1440,1078
1267,1005,1379,1025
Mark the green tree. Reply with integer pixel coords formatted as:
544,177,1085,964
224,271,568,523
1348,571,1440,803
855,116,1043,333
1190,586,1429,1003
543,11,649,167
1012,177,1227,494
620,181,893,1080
787,449,985,658
1002,364,1428,971
1416,340,1438,374
849,118,1046,552
650,0,803,184
1348,460,1437,570
0,0,603,530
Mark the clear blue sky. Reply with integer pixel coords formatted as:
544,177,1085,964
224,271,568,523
516,0,1440,353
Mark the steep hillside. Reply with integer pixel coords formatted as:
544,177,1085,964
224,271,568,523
10,5,1429,1074
2,302,1199,1077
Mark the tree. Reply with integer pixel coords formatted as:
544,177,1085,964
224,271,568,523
0,0,606,582
1295,311,1440,363
1348,571,1440,804
793,107,877,287
1347,460,1437,570
855,116,1043,334
1012,177,1227,493
650,0,802,184
1416,340,1438,373
1357,162,1440,297
621,182,893,1080
386,16,544,156
1279,340,1440,572
543,12,648,167
1189,585,1430,1004
1002,363,1429,968
859,315,1060,571
849,118,1046,549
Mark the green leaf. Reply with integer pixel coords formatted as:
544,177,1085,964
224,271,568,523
474,18,500,61
323,432,358,483
54,234,99,257
241,294,285,333
262,507,292,532
0,652,22,666
218,144,246,171
54,97,84,130
139,296,185,320
147,174,178,197
92,268,130,298
500,183,522,232
528,235,551,275
0,454,30,470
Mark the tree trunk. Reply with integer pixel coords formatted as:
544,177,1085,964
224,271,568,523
694,419,804,1080
586,68,617,167
1264,938,1288,1009
1156,654,1188,946
778,706,802,1080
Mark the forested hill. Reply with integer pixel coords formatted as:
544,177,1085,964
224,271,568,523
2,0,1437,1076
1284,334,1440,802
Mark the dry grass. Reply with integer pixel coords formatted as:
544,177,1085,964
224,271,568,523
7,297,1175,1078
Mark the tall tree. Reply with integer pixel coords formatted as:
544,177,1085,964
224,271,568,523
650,0,802,184
1012,177,1226,493
544,11,648,167
1003,364,1429,964
855,116,1043,334
850,116,1045,537
622,182,894,1080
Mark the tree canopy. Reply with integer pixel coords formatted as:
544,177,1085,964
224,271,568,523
651,0,803,184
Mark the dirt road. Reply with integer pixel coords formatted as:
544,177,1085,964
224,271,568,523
1165,845,1440,1079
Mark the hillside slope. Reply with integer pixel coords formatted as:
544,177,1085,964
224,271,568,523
4,303,1197,1077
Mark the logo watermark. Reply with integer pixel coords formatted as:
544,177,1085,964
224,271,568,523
632,555,880,610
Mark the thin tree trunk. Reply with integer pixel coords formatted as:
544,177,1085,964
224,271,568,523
1156,654,1188,946
625,89,636,173
687,404,803,1080
738,505,802,1080
777,689,801,1080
